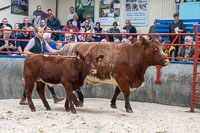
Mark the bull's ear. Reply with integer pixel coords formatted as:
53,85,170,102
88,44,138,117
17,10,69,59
96,55,104,62
140,36,149,46
76,51,84,60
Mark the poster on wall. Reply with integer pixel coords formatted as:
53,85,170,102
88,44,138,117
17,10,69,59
99,0,120,26
75,0,95,23
11,0,28,16
125,0,148,26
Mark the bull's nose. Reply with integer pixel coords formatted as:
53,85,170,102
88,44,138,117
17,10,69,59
164,59,169,65
91,69,97,75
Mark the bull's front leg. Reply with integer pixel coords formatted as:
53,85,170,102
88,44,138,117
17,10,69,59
63,83,76,114
110,86,121,108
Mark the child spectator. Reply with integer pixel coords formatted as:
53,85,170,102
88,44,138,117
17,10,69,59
162,39,177,60
46,9,53,19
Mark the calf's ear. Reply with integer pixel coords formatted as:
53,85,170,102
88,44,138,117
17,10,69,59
76,51,84,60
96,55,104,62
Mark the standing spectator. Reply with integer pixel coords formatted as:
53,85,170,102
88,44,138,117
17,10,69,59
92,22,103,42
169,13,186,51
41,19,49,31
16,26,30,53
46,9,53,19
162,39,177,59
67,6,77,21
33,5,46,27
81,19,92,32
11,23,20,38
0,18,12,29
0,27,16,55
82,15,94,27
177,36,194,61
70,14,81,30
109,22,121,42
123,20,137,39
19,26,64,105
62,20,79,42
148,19,157,40
19,17,33,29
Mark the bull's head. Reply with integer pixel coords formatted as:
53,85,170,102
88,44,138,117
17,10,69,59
140,36,169,66
76,51,104,75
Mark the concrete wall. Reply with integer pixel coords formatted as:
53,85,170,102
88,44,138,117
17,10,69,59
0,57,195,107
0,0,177,33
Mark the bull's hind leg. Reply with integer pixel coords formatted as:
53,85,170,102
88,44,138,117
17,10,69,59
24,79,35,112
63,83,76,114
36,81,51,110
73,89,84,107
110,86,121,108
65,96,70,112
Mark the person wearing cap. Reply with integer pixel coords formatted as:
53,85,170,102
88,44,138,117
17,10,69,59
177,36,194,61
169,13,186,51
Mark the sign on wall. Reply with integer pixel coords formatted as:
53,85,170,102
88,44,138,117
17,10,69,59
99,0,120,26
125,0,148,26
11,0,28,16
75,0,95,23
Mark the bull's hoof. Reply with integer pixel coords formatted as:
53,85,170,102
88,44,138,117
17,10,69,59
46,107,51,110
65,108,70,112
126,108,133,113
31,108,36,112
76,102,83,107
70,106,77,114
110,104,117,108
71,109,77,114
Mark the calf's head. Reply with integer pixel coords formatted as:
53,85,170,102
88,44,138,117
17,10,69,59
76,51,104,75
140,36,169,66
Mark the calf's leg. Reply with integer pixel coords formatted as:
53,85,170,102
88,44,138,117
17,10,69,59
110,86,121,108
24,79,35,112
36,82,51,110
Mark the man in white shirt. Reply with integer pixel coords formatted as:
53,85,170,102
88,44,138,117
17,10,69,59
67,6,77,21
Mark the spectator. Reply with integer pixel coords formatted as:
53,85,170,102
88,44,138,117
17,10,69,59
46,9,53,19
41,19,49,31
70,14,81,30
64,33,73,43
77,28,85,42
0,27,16,55
47,14,61,31
11,23,20,38
121,29,129,43
101,28,109,41
16,26,30,53
123,20,137,39
92,22,103,42
56,42,63,50
0,18,12,29
169,13,186,51
43,32,56,51
148,19,157,40
162,39,177,59
82,15,94,27
85,30,95,42
33,5,46,27
19,17,33,29
177,36,194,61
109,22,121,42
67,6,77,21
29,25,35,38
62,20,79,42
81,19,92,32
46,28,57,41
19,26,64,105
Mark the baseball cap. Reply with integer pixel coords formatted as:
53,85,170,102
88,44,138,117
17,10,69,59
173,13,179,17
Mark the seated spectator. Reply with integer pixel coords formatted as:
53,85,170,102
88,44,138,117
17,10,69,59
62,20,79,42
0,27,16,55
109,22,121,42
85,30,95,42
33,5,46,27
19,17,33,29
81,19,92,32
46,28,57,41
56,42,63,50
92,22,103,42
101,28,109,41
43,32,56,52
162,39,177,60
121,29,129,43
11,23,20,38
123,20,137,39
67,6,77,21
0,18,12,29
177,36,194,61
47,14,61,31
16,26,30,53
82,15,94,27
70,14,81,30
41,19,49,31
77,28,85,42
46,9,53,19
28,25,35,38
64,33,73,43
